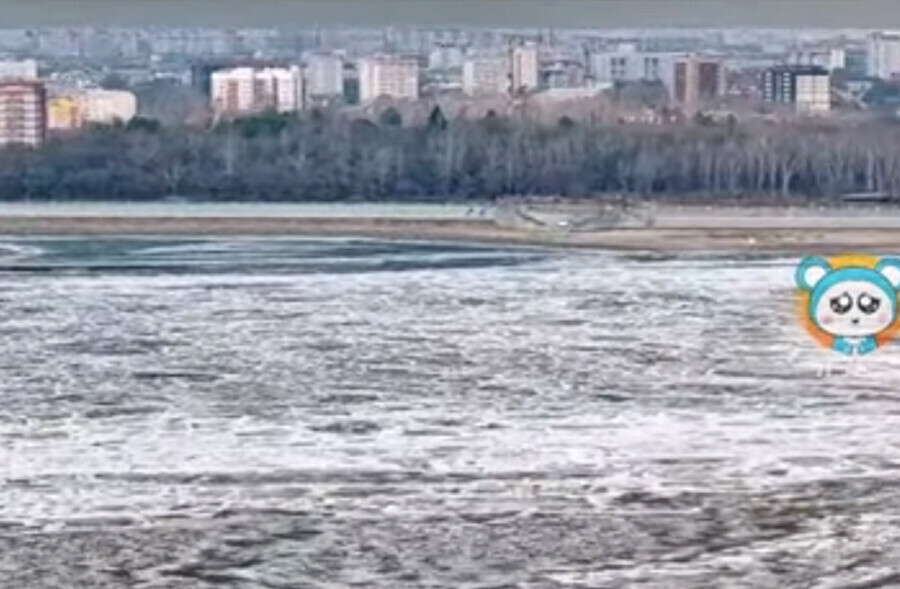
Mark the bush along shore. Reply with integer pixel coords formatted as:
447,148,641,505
2,107,900,203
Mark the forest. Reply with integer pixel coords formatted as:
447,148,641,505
1,106,899,202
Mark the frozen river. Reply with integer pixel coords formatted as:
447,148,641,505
1,238,900,588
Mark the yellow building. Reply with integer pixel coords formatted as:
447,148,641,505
47,95,82,130
47,90,138,131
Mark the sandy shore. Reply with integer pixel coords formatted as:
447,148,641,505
0,214,899,253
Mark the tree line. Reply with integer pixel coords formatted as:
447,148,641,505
1,106,899,203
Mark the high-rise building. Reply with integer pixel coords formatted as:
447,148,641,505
0,81,47,147
211,67,255,114
305,52,344,98
462,56,509,96
510,43,539,93
673,54,724,109
210,66,303,115
762,65,831,114
867,31,900,80
357,55,419,102
262,67,303,112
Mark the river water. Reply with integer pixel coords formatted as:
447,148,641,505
1,238,900,589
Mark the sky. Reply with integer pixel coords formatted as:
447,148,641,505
0,0,895,29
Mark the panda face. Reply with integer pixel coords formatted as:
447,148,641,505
814,280,894,337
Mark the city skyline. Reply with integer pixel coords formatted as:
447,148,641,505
5,20,900,146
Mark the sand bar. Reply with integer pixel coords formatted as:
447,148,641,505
0,202,899,253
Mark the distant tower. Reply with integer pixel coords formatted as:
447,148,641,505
510,43,540,94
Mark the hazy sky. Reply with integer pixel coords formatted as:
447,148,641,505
0,0,894,28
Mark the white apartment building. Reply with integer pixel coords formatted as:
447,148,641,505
357,55,419,102
82,89,137,123
867,31,900,79
462,56,509,96
589,49,678,88
510,43,539,92
211,67,256,113
795,71,831,114
305,52,344,97
265,67,303,112
210,66,303,115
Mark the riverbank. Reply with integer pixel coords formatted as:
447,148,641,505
1,202,900,252
0,214,899,254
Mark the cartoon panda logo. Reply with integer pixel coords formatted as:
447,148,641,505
795,254,900,355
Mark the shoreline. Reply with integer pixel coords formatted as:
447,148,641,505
0,215,898,254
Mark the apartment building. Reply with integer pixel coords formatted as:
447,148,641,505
462,55,510,96
210,66,303,115
867,31,900,80
0,80,47,147
357,54,419,102
763,65,831,114
673,54,725,109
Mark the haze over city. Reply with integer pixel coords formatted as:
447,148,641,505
2,0,900,28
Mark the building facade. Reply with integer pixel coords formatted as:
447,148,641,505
510,43,539,93
305,52,344,98
462,55,509,96
590,50,677,85
844,47,869,78
357,55,419,102
48,89,138,130
762,65,831,114
673,54,724,109
0,81,47,147
47,95,80,130
795,72,831,113
210,66,303,115
211,67,255,113
82,89,138,124
867,31,900,80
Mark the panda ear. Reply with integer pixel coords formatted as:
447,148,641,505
876,257,900,289
796,257,831,291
